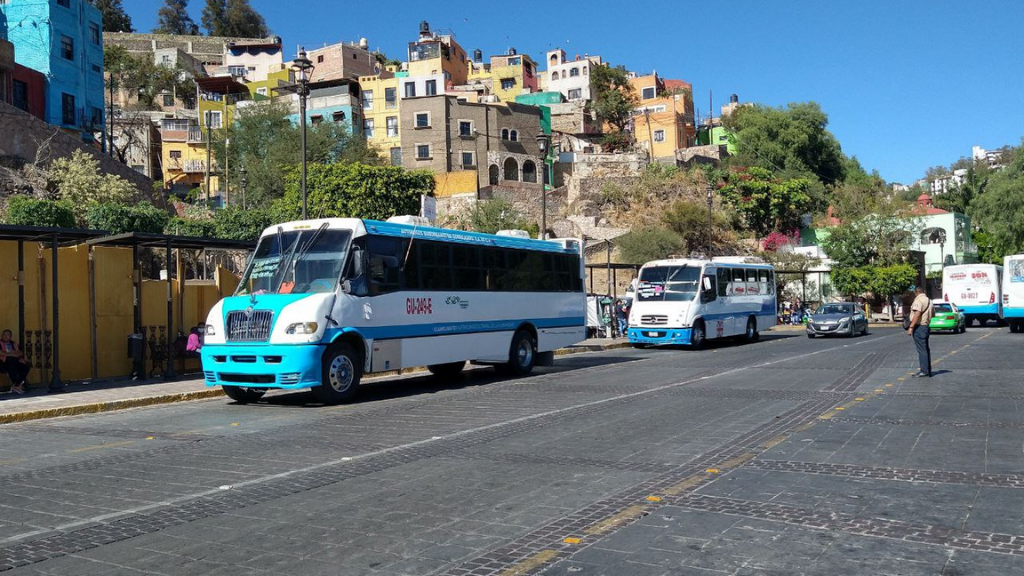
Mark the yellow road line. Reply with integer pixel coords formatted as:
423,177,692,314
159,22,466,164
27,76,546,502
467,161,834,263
718,453,756,469
663,473,707,496
70,440,137,453
584,504,648,535
498,550,558,576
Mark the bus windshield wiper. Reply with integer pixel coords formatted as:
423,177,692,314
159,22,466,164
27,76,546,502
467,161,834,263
276,223,329,292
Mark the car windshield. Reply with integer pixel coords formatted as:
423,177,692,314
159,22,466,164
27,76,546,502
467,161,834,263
636,266,701,302
236,228,352,296
817,304,853,315
933,303,953,313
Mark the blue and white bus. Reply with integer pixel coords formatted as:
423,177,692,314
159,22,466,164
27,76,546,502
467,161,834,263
202,217,586,404
1003,255,1024,332
942,263,1003,326
627,257,776,348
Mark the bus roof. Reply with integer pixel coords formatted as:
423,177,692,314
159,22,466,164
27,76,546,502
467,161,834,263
640,258,774,269
259,218,575,254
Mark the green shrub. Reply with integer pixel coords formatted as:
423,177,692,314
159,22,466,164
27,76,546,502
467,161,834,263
165,216,216,238
213,207,273,241
616,228,685,264
86,202,169,234
278,163,434,221
4,196,77,228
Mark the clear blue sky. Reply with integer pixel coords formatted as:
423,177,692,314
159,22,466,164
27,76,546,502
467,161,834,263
129,0,1024,184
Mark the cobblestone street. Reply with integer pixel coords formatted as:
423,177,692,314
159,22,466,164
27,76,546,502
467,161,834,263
0,327,1021,575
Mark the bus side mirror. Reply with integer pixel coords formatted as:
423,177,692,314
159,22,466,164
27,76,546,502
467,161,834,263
350,247,365,278
341,280,352,294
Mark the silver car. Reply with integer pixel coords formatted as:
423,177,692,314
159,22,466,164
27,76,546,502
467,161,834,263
806,302,868,338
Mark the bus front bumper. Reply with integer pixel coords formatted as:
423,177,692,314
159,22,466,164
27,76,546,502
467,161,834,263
628,327,693,346
201,344,325,389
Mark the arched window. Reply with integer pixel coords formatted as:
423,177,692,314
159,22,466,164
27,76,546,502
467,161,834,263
522,160,537,183
503,157,519,181
550,54,558,64
510,129,519,142
570,67,580,77
501,128,509,140
551,72,558,82
583,66,588,75
489,164,500,185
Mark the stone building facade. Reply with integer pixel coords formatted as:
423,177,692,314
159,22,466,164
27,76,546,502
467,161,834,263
307,41,379,83
399,95,543,196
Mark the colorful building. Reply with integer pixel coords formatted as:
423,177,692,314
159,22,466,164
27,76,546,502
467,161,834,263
407,21,470,89
284,79,362,139
543,49,601,102
307,39,380,83
630,73,695,159
488,49,538,103
359,67,403,164
1,0,106,141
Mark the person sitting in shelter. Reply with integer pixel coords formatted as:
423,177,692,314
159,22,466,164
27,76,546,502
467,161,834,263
1,329,30,395
185,325,203,359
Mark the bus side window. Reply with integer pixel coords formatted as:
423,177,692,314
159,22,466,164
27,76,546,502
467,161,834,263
732,268,745,295
768,271,775,295
403,242,421,290
421,242,453,290
367,236,402,295
483,247,505,290
717,268,729,297
701,275,717,303
758,270,770,295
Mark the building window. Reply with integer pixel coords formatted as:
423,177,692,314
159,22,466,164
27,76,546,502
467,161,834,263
500,78,515,91
91,63,102,73
390,147,402,166
458,120,473,137
162,93,174,107
462,151,474,168
362,89,373,109
583,66,588,75
386,116,398,137
522,160,537,183
89,23,100,45
415,112,430,128
311,115,324,125
317,54,324,63
567,88,582,100
204,110,222,129
551,72,557,82
61,93,75,125
332,111,346,123
503,157,519,181
404,82,416,98
653,129,665,143
416,144,430,160
642,87,656,100
170,150,182,159
363,118,374,137
60,35,74,61
90,107,103,127
385,87,397,108
425,80,437,96
228,65,246,77
569,67,580,77
509,129,518,142
501,128,509,140
57,0,70,7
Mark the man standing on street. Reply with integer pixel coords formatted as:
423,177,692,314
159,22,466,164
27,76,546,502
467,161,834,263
906,285,933,377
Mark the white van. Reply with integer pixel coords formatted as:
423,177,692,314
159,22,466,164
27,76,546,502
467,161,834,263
942,264,1003,326
1003,255,1024,332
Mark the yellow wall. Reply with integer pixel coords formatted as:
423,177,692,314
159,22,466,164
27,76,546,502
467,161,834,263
360,75,402,153
433,171,478,197
0,242,240,386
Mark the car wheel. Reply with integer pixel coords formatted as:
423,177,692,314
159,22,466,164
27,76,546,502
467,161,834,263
313,342,361,405
503,330,537,376
222,385,266,404
690,321,706,350
807,333,816,339
745,317,760,342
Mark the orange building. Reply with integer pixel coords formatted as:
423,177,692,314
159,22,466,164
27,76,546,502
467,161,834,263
630,73,695,159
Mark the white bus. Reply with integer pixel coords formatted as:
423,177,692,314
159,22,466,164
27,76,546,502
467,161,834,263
942,264,1003,326
1003,255,1024,332
627,258,776,348
202,217,586,404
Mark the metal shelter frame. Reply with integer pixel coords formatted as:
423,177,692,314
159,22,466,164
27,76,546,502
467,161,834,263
84,233,256,380
0,225,108,392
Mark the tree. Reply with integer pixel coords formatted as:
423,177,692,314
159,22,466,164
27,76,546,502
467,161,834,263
213,207,272,241
154,0,199,35
201,0,228,36
661,199,732,255
719,167,812,239
47,150,137,224
87,202,169,234
590,64,637,151
275,163,434,221
4,197,77,228
88,0,133,32
211,102,380,208
616,228,685,264
934,163,988,214
970,143,1024,259
466,199,529,235
225,0,270,38
723,102,846,186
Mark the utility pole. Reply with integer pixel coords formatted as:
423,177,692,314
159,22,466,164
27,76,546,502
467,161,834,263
644,108,653,158
205,112,211,206
108,78,114,157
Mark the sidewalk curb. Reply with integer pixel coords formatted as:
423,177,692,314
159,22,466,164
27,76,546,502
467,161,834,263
1,342,633,425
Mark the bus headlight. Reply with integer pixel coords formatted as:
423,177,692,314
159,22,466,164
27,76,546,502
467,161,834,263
205,324,216,336
285,322,319,335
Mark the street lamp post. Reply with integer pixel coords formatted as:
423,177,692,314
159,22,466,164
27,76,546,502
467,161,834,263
705,183,714,257
291,49,315,220
240,166,248,210
535,133,550,240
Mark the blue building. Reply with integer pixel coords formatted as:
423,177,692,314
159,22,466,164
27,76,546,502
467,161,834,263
0,0,105,141
285,80,362,137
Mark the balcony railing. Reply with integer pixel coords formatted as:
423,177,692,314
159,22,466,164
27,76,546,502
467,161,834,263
187,128,206,143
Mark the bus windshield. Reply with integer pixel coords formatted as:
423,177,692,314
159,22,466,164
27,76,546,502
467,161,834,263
236,228,352,296
636,266,701,302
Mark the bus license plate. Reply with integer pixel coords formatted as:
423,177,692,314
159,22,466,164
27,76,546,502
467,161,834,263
648,332,660,337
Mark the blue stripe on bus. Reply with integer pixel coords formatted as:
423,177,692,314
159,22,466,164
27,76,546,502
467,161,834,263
325,317,586,341
363,220,576,253
957,304,999,315
1003,308,1024,318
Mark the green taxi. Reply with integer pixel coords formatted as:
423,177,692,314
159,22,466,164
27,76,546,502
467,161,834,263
930,302,966,333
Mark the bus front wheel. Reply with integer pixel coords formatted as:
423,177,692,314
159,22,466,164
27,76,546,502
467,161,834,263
503,330,537,376
690,321,706,350
222,386,266,404
314,342,362,405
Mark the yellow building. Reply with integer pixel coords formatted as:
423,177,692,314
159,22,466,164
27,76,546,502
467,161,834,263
630,74,695,159
358,67,403,164
407,22,470,87
488,50,538,103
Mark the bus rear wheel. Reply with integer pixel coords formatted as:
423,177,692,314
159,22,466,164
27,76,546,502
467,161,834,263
503,330,537,376
222,386,266,404
314,342,361,405
428,361,466,378
690,321,706,350
745,317,760,342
